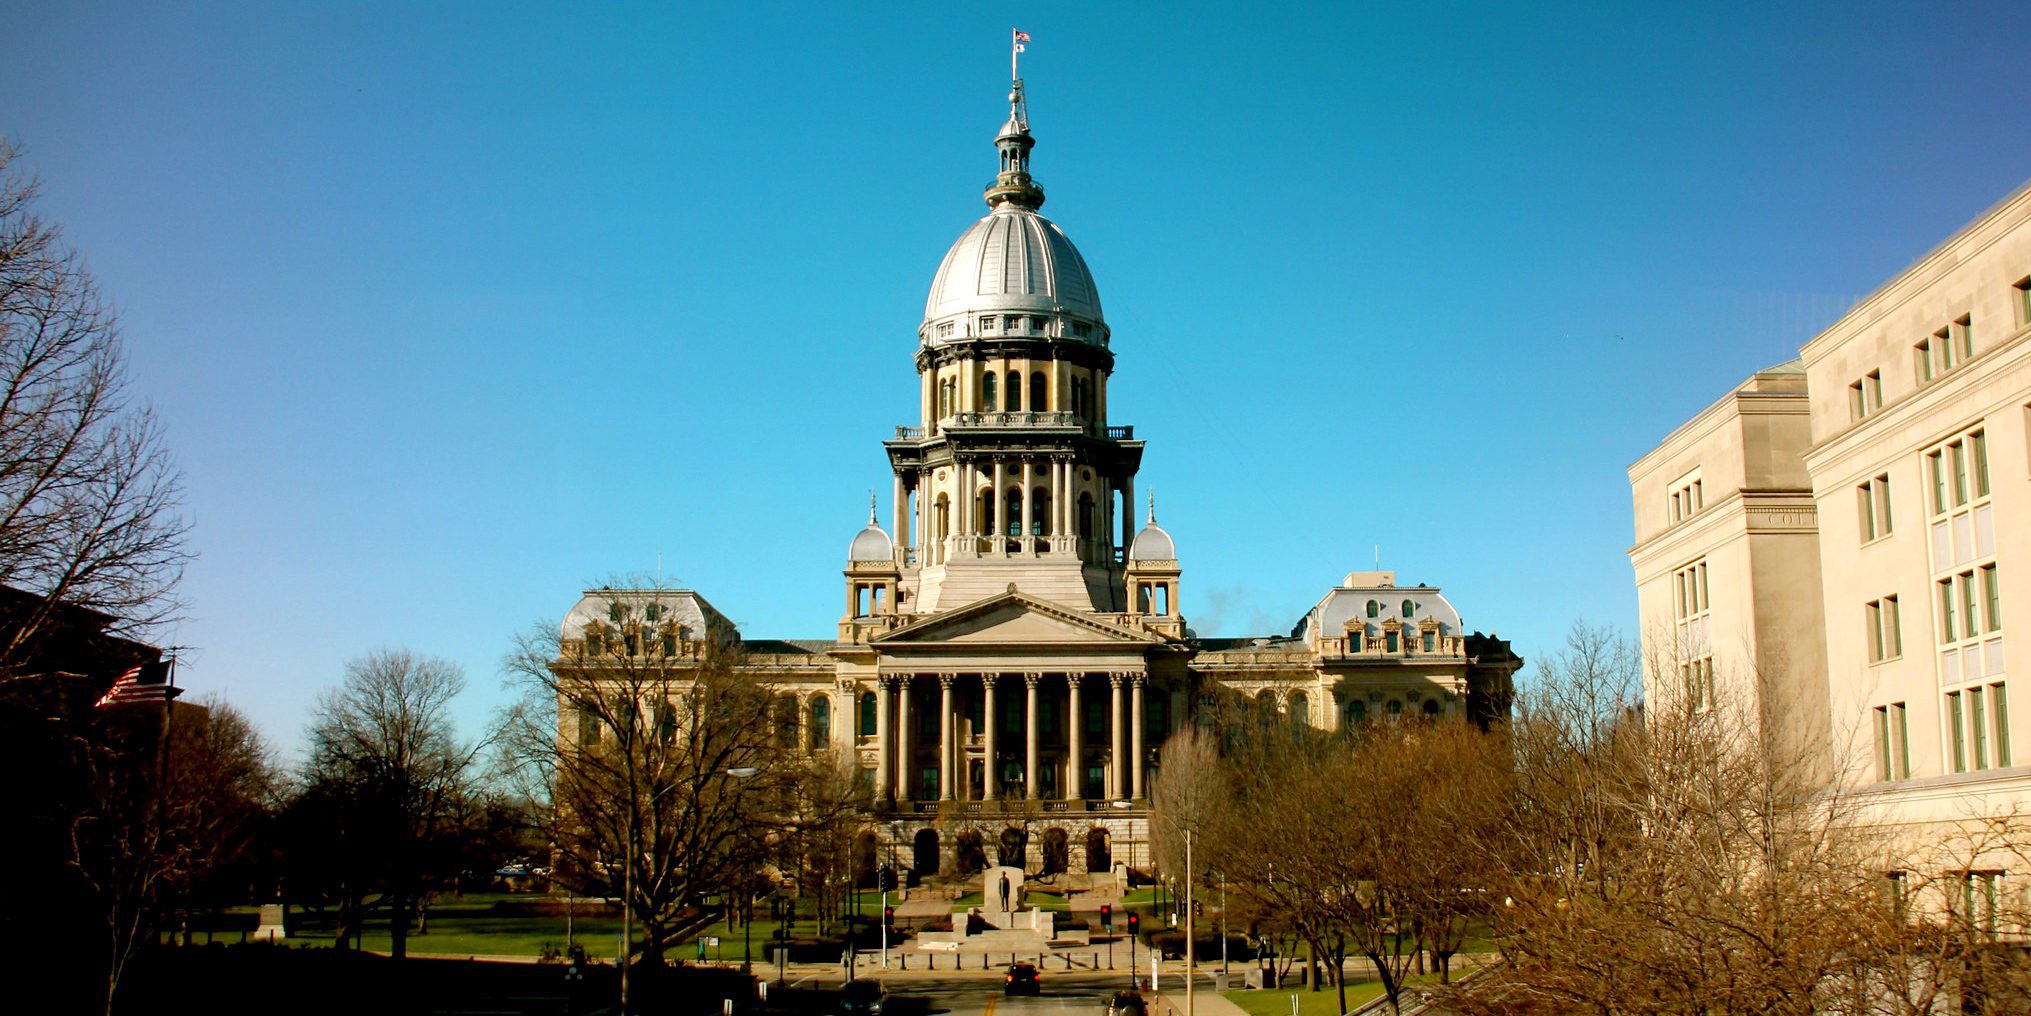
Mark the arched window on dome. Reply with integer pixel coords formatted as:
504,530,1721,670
1366,600,1379,618
1402,599,1415,617
1032,487,1051,536
981,372,997,412
1029,371,1046,411
1005,488,1022,537
1006,370,1022,410
1071,377,1086,420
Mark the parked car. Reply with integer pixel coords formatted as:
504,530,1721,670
838,979,887,1016
1107,991,1147,1016
1004,961,1041,995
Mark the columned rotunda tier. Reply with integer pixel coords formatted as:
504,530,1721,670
555,74,1521,882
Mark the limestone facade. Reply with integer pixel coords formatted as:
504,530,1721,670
1630,177,2031,892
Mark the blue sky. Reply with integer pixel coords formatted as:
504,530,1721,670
4,2,2028,759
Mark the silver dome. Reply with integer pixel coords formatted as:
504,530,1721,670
847,523,894,562
1129,523,1176,562
921,205,1105,344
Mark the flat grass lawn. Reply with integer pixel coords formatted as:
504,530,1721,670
1223,977,1439,1016
285,893,627,960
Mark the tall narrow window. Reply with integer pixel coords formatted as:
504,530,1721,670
2016,276,2031,325
1873,706,1892,782
1006,370,1021,410
1029,370,1046,411
1972,430,1990,497
1894,702,1912,778
1857,474,1892,541
1982,565,2002,633
1994,684,2012,767
982,371,997,411
859,691,876,736
1005,488,1021,537
1972,686,1989,769
810,697,831,750
1950,690,1967,773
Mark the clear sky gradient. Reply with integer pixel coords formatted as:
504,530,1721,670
5,2,2028,759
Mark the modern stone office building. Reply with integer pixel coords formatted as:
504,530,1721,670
1630,178,2031,880
555,78,1521,879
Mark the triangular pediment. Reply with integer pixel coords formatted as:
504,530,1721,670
871,590,1162,647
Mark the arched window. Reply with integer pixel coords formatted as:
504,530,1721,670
1032,487,1051,536
776,695,800,747
981,371,997,410
1387,700,1404,723
1290,692,1309,727
934,495,950,543
1005,488,1022,536
1367,600,1379,618
1072,377,1086,419
1402,599,1414,617
1345,699,1367,727
1422,699,1441,719
978,488,994,535
1006,370,1021,409
1029,371,1047,411
859,692,877,736
810,697,830,749
1078,493,1095,539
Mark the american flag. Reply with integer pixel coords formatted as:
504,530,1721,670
1013,29,1030,51
95,660,177,708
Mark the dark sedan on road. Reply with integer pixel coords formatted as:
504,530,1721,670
1003,962,1041,996
839,979,887,1016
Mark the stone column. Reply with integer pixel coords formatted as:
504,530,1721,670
1066,674,1084,801
1020,459,1034,545
1025,673,1041,800
1109,673,1126,802
874,677,893,802
992,459,1007,550
982,674,1000,800
1121,477,1136,560
938,675,956,801
893,473,907,557
895,677,913,802
1130,675,1147,801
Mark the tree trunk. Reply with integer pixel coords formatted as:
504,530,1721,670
1332,940,1349,1016
390,890,410,959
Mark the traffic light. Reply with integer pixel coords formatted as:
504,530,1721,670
1194,900,1204,918
877,864,897,892
1100,904,1113,929
883,905,895,927
1126,912,1140,936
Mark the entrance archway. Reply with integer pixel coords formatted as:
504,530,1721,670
1085,827,1111,872
912,828,941,877
1041,827,1069,875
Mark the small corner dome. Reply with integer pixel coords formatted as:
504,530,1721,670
1129,523,1176,562
848,524,894,562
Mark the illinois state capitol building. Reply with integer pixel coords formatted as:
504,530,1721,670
555,77,1521,879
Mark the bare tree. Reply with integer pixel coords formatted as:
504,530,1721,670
70,692,274,1015
297,649,484,960
501,587,782,1011
0,143,187,672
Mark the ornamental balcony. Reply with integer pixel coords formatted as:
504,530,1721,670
891,418,1135,440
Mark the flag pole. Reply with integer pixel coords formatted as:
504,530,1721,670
1011,28,1019,82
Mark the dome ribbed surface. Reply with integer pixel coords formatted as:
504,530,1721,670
923,206,1103,330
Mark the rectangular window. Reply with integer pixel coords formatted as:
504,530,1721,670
980,316,995,331
1983,565,2002,633
1962,871,2001,936
1942,578,1959,642
1930,452,1947,513
1917,337,1937,383
1668,471,1704,525
1954,314,1974,360
1894,701,1912,778
1848,370,1884,421
1857,474,1892,541
2016,277,2031,325
1886,871,1908,920
1994,683,2012,767
1873,706,1892,781
1422,631,1436,653
1951,690,1967,772
1973,686,1990,769
1867,595,1902,662
1971,430,1989,497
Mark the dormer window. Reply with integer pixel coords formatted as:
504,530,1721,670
1366,600,1379,618
981,316,996,331
1071,321,1092,338
1401,599,1414,618
937,321,955,338
1031,316,1048,330
1004,315,1024,331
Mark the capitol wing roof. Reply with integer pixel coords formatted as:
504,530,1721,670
923,206,1103,328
